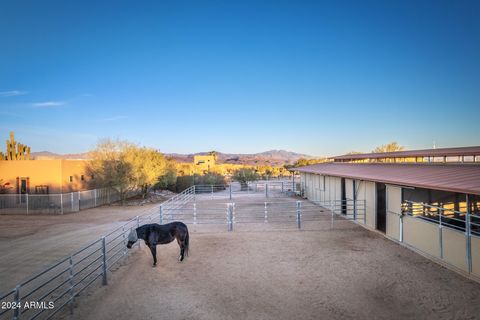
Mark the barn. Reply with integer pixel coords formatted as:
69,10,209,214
294,146,480,280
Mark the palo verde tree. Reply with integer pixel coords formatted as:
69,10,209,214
232,168,260,191
87,139,171,203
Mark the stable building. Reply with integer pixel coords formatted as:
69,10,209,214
295,146,480,280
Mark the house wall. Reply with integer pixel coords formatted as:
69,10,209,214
0,159,89,194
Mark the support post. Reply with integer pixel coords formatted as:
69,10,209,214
122,225,127,256
136,216,140,248
71,192,74,212
466,195,472,273
399,213,404,242
69,256,74,314
439,208,443,259
78,191,81,210
264,202,268,223
13,285,20,320
281,181,284,194
60,193,64,215
265,184,268,198
227,203,234,231
353,181,357,221
94,189,97,207
26,193,29,215
296,201,302,230
101,236,107,285
229,184,232,200
193,203,197,225
160,205,163,224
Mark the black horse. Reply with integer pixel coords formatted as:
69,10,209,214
126,222,189,266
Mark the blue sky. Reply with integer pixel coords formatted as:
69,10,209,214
0,0,479,156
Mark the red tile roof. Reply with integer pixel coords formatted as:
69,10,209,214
332,146,480,161
294,163,480,195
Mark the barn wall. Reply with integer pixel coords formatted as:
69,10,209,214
403,215,440,258
345,179,354,215
386,185,402,241
442,228,468,272
471,235,480,278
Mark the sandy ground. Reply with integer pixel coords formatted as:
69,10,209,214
0,203,161,291
69,217,480,319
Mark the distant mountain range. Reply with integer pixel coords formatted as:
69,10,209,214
31,150,316,166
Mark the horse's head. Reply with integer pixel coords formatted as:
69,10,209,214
126,228,138,249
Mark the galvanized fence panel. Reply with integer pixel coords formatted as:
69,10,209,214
0,188,130,215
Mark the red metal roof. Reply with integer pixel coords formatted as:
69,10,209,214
332,146,480,160
294,163,480,195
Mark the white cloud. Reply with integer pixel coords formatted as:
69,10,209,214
32,101,67,107
0,90,27,97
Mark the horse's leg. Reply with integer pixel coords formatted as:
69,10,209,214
149,244,157,266
176,236,185,261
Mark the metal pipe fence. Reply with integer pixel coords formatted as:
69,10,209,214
0,188,138,215
401,200,479,275
160,198,366,231
0,185,355,320
0,186,195,320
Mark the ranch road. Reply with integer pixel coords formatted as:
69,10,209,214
0,203,161,291
70,226,480,320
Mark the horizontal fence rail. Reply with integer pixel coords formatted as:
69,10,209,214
0,188,141,215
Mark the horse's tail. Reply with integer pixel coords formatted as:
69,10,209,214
184,225,190,257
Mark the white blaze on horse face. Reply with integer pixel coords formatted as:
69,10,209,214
128,229,138,243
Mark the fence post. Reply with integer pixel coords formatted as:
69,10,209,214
101,237,107,285
227,203,233,232
265,184,268,198
122,225,127,256
26,193,29,215
439,208,444,259
281,181,284,194
296,201,302,230
60,193,64,215
466,195,472,273
160,205,163,224
94,189,97,207
69,256,74,314
71,192,74,212
78,191,81,210
229,184,232,200
211,185,214,200
193,203,197,225
264,202,268,223
193,185,196,201
136,216,140,248
12,285,20,320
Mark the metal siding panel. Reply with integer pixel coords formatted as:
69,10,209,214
403,216,441,258
472,235,480,278
442,228,468,272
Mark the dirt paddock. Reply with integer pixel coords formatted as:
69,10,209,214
71,218,480,319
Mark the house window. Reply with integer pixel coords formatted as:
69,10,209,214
69,176,73,183
81,175,85,181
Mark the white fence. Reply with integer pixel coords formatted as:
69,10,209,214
0,188,137,215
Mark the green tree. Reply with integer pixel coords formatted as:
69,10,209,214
87,139,172,203
372,142,405,153
233,168,260,190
